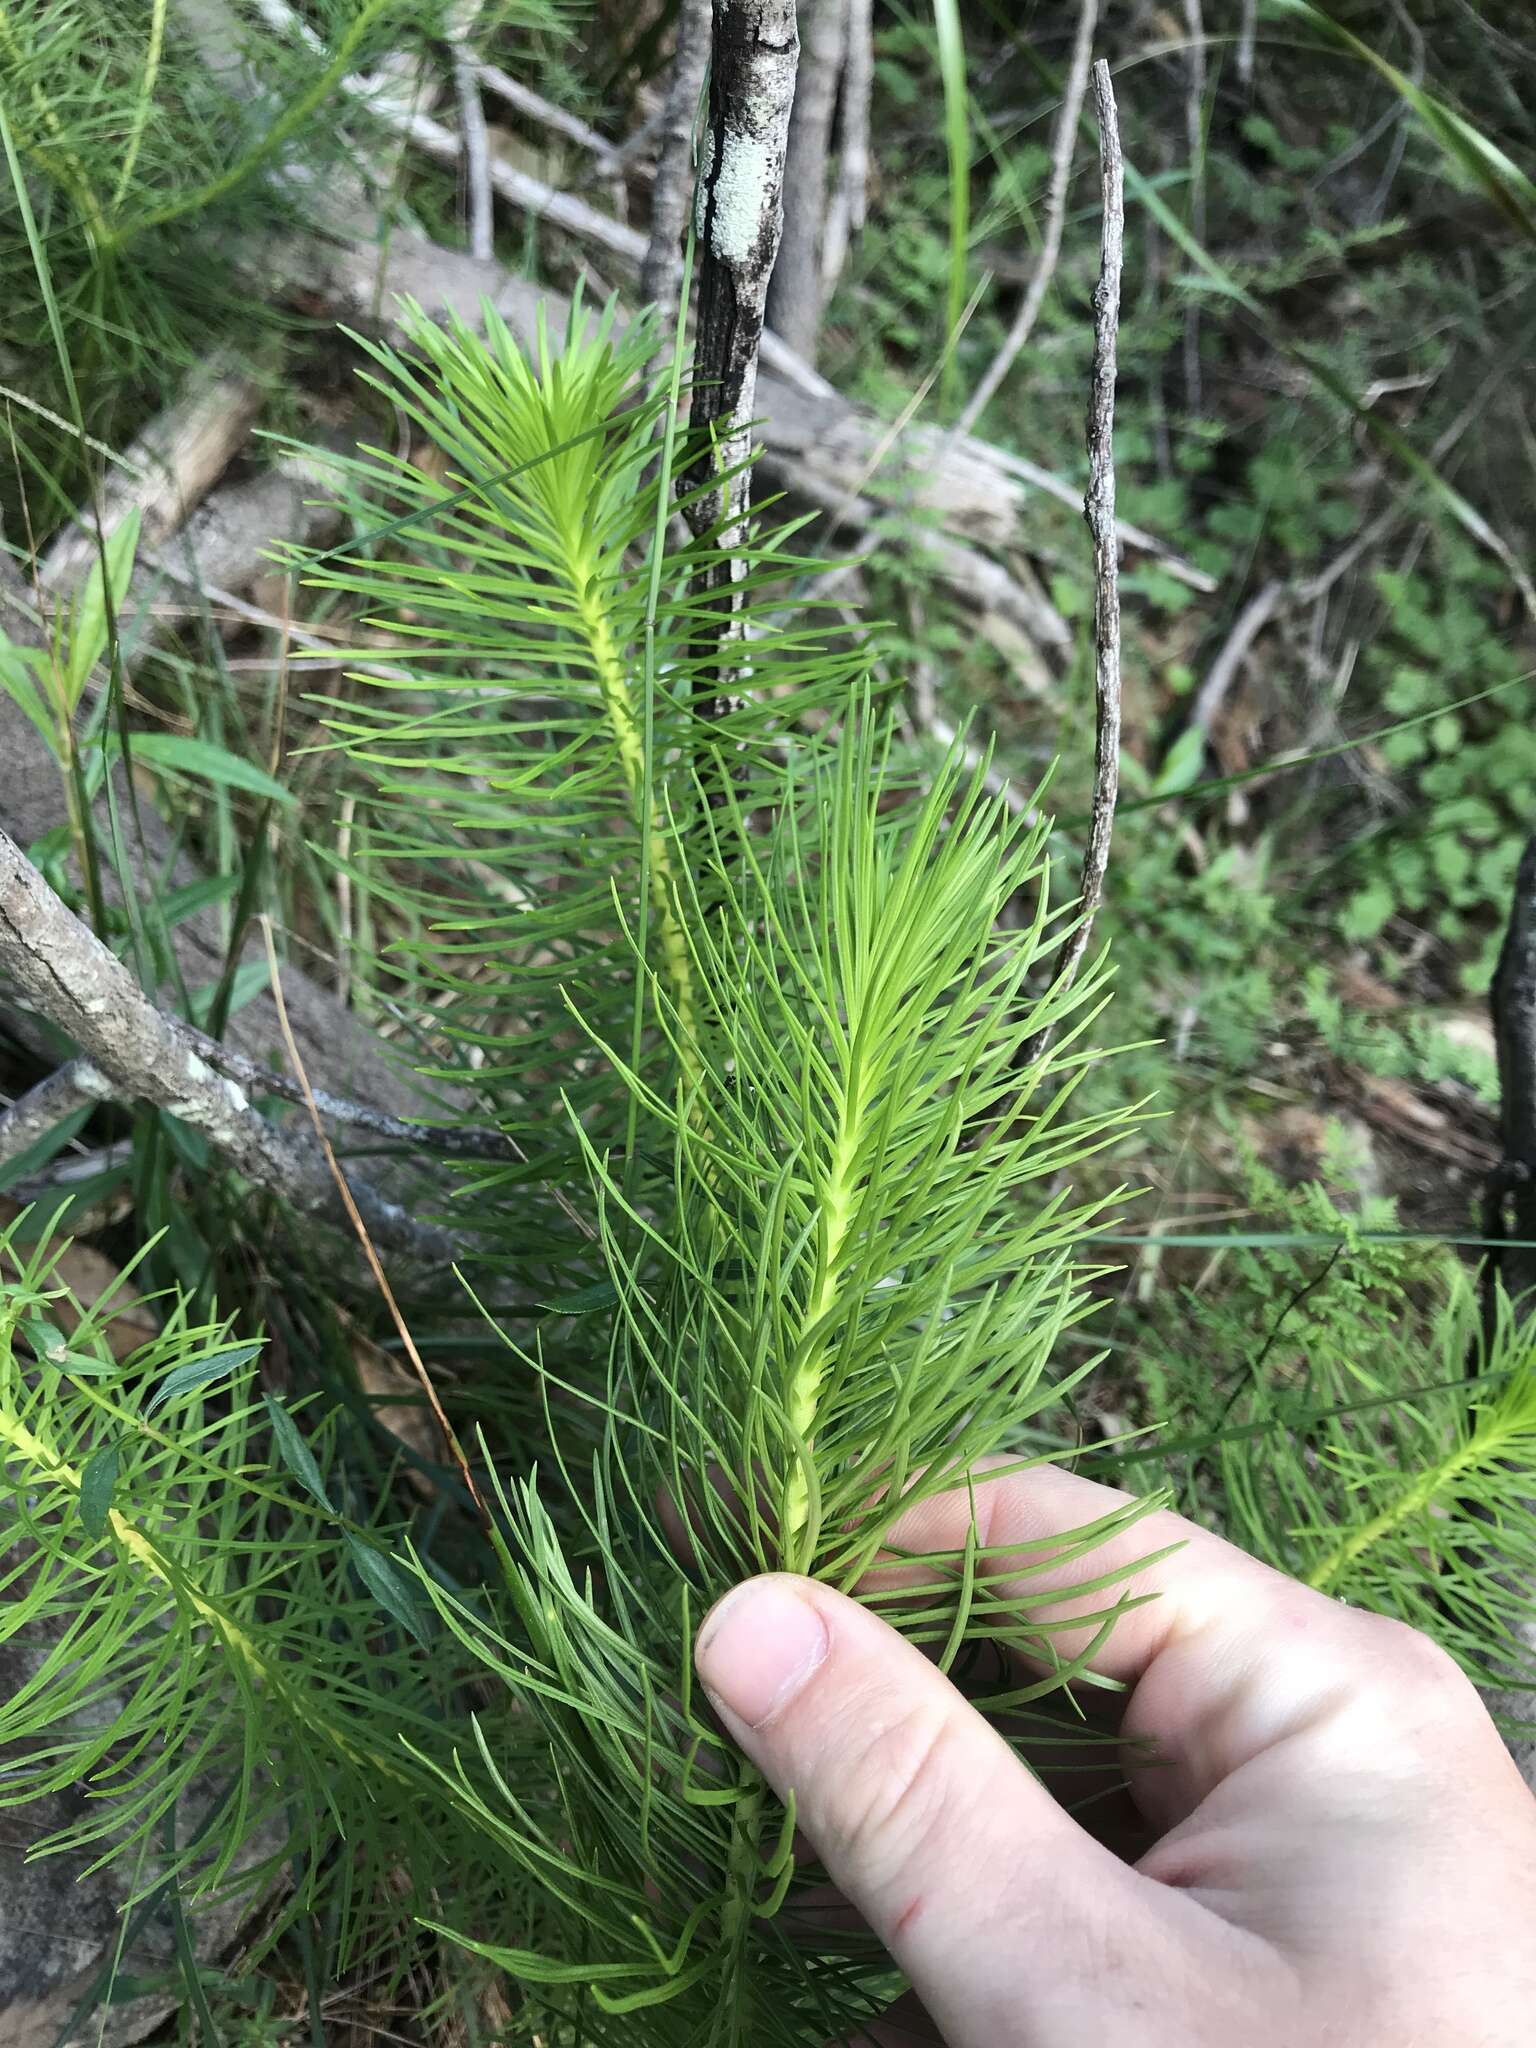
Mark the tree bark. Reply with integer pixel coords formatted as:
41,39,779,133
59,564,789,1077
686,0,802,706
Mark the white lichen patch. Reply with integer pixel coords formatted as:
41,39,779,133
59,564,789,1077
705,126,776,266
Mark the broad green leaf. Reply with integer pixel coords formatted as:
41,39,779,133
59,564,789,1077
78,1443,119,1539
159,873,241,927
63,507,142,709
1153,726,1207,798
186,958,274,1028
144,1341,263,1416
125,732,296,807
264,1394,334,1512
0,635,59,756
344,1532,431,1644
15,1317,115,1375
19,1316,68,1363
541,1279,621,1317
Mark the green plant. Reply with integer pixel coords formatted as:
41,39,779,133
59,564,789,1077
1113,1157,1536,1727
0,301,1158,2036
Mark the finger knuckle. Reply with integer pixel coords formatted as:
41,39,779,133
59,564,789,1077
834,1697,958,1886
1361,1612,1466,1697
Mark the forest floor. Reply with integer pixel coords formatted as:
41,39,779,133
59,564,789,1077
2,0,1535,2039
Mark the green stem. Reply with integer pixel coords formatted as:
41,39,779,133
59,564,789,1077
0,4,110,245
106,0,393,248
110,0,168,208
713,1778,765,2048
1305,1421,1511,1594
0,1393,404,1779
781,1061,865,1552
578,567,702,1087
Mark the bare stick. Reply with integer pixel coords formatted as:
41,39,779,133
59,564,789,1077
956,0,1098,437
1181,0,1206,415
822,0,872,294
765,0,847,362
0,1060,113,1171
477,61,618,169
175,1025,513,1160
953,436,1215,591
641,0,712,324
447,3,494,261
1188,577,1284,738
686,0,800,700
1237,0,1258,88
0,829,455,1261
1053,60,1123,1010
1490,833,1536,1314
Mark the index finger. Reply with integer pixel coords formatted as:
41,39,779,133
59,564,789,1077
869,1460,1264,1685
873,1460,1411,1824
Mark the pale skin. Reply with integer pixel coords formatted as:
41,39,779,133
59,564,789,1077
694,1464,1536,2046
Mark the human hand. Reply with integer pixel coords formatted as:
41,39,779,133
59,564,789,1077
694,1465,1536,2046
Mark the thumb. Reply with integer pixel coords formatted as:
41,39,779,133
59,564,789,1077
695,1575,1159,2046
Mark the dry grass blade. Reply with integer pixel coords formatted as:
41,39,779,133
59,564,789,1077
258,915,488,1521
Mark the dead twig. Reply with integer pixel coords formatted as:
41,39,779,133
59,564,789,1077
1489,833,1536,1314
1048,59,1123,1022
1188,577,1284,739
258,917,488,1519
957,436,1216,591
0,1060,114,1171
1238,0,1258,89
1181,0,1207,415
176,1025,513,1161
446,3,494,262
956,0,1098,437
40,351,265,588
477,61,619,170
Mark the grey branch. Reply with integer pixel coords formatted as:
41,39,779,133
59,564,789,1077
0,1061,114,1171
686,0,801,701
956,0,1099,437
447,5,495,261
179,1026,513,1162
1238,0,1258,88
822,0,872,293
765,0,847,363
477,62,618,170
1055,59,1124,1006
0,830,455,1261
1188,577,1284,738
40,350,266,589
641,0,713,323
1181,0,1207,414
